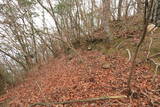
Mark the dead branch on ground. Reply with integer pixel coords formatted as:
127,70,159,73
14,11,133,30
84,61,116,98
30,95,127,107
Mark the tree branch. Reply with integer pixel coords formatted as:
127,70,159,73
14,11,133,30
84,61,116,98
0,48,27,71
30,95,127,107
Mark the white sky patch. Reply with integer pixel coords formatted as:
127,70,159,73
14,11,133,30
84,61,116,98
33,1,55,29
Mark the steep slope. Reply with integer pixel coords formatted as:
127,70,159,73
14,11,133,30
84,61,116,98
0,50,160,107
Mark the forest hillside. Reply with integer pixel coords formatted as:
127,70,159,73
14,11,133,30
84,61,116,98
0,0,160,107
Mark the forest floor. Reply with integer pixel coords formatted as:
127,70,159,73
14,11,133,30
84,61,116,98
0,49,160,107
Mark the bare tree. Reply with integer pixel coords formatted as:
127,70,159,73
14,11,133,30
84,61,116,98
102,0,111,35
118,0,123,20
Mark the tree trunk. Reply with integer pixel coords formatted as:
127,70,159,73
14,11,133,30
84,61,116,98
150,0,160,26
118,0,123,20
136,0,142,14
102,0,111,35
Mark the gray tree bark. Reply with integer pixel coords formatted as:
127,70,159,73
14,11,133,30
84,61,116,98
118,0,123,20
102,0,111,35
150,0,160,26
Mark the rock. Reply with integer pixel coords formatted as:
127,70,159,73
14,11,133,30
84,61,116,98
102,62,111,69
87,45,92,50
